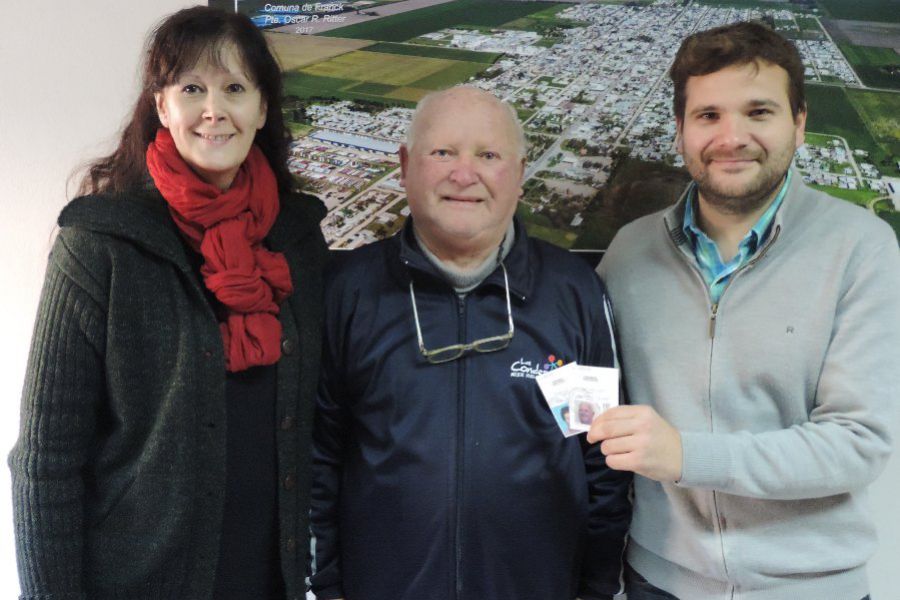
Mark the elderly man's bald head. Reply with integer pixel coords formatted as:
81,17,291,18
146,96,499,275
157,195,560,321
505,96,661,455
406,86,527,159
398,84,527,268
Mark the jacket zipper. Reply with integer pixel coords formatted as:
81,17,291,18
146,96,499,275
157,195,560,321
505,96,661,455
709,303,718,338
710,226,782,578
454,294,467,600
706,225,781,339
666,221,782,581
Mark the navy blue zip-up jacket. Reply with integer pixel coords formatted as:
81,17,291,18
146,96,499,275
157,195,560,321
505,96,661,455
311,219,631,600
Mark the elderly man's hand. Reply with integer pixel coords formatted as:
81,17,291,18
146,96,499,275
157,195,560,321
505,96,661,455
586,405,683,482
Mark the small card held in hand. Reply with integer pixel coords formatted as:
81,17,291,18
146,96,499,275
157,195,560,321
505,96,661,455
566,365,618,433
536,362,581,437
536,363,618,436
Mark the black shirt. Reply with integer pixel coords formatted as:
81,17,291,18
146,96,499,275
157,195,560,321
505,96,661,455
212,363,285,600
185,241,285,600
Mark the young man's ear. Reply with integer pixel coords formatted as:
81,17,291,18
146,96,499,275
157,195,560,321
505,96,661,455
793,107,807,150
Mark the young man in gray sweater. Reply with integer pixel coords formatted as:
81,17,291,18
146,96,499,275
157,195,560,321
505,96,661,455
591,21,900,600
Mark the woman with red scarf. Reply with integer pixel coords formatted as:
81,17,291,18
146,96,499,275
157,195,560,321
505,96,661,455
10,7,327,600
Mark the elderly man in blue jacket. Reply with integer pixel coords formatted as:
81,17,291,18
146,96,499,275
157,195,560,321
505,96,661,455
310,85,631,600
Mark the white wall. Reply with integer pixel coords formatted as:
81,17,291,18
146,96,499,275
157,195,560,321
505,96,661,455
0,2,897,598
0,1,197,597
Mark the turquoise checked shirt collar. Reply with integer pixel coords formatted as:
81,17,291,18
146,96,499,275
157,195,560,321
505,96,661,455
683,171,791,303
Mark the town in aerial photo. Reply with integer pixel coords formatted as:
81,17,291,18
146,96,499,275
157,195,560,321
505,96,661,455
212,0,900,250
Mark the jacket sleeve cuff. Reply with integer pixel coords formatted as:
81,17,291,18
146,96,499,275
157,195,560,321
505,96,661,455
677,431,733,489
578,572,624,600
311,584,344,599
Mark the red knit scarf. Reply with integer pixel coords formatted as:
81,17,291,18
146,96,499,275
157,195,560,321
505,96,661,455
146,128,292,372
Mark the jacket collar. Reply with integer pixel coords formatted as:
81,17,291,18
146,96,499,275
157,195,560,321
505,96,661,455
59,185,326,272
663,167,801,258
395,216,534,302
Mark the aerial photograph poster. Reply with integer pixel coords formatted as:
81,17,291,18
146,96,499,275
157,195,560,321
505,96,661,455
210,0,900,252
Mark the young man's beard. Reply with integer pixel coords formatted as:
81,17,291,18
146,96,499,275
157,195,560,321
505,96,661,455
687,146,793,215
696,167,786,215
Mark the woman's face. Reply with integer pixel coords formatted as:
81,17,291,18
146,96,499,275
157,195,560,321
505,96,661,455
154,44,267,190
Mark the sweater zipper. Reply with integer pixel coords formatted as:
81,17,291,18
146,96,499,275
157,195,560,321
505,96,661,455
707,224,781,339
709,226,782,578
666,220,782,580
454,294,467,600
704,226,781,580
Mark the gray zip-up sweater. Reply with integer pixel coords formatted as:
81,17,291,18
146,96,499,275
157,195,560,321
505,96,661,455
597,170,900,600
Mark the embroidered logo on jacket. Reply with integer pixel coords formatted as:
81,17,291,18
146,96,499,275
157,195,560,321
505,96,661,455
509,354,566,379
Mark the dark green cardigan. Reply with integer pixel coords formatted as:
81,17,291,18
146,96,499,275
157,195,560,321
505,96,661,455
9,187,328,600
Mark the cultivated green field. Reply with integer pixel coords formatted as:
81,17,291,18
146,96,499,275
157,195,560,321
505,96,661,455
514,3,573,19
810,184,880,206
385,86,432,102
287,122,315,137
805,86,869,147
264,34,373,70
805,84,899,176
839,44,899,68
516,204,578,248
302,51,451,84
407,60,487,88
347,81,397,95
283,48,491,105
817,0,900,23
789,15,826,40
502,3,588,32
876,209,900,240
321,0,563,42
846,88,900,154
795,16,823,32
363,42,499,63
838,44,900,90
284,72,356,96
804,132,841,146
573,158,689,250
285,72,414,105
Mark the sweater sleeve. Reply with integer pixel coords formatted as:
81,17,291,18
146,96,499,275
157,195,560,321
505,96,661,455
8,232,107,599
579,282,631,599
678,228,900,499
